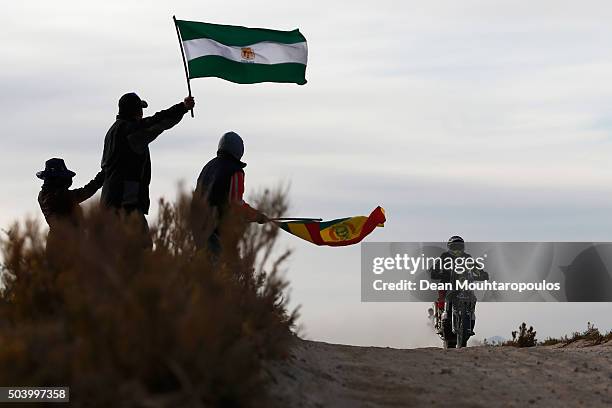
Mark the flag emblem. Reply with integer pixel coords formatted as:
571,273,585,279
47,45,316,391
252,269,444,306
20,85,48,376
331,223,354,241
174,19,308,84
241,47,256,60
276,207,386,246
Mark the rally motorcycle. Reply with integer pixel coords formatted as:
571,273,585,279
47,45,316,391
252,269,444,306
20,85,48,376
431,267,488,349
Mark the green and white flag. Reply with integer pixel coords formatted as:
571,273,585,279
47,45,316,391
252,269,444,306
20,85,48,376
175,19,308,85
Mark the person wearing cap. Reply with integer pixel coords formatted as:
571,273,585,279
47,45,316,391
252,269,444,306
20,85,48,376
37,158,104,248
191,131,268,254
100,92,195,237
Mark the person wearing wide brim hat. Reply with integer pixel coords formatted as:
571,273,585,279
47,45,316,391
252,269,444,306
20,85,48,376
37,157,105,245
36,157,77,180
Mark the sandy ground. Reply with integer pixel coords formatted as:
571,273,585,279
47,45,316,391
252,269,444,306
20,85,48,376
266,338,612,407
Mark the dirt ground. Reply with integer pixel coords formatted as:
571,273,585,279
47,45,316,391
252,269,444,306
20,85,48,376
266,338,612,407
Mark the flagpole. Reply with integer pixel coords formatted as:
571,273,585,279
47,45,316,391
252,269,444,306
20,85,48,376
173,15,194,118
269,217,323,222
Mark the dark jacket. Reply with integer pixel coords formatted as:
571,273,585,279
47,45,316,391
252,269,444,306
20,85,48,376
430,251,490,283
38,171,105,230
191,153,250,250
431,251,472,283
100,103,188,214
194,152,247,219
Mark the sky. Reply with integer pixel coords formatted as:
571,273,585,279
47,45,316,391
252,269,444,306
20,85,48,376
2,0,612,347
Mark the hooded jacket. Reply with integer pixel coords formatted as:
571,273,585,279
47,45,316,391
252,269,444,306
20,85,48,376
194,152,248,218
191,152,260,247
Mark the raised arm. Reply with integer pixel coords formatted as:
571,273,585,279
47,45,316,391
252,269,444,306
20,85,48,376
68,170,105,204
127,97,194,152
139,100,190,128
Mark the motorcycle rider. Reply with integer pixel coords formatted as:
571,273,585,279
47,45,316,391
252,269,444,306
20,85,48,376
430,236,489,336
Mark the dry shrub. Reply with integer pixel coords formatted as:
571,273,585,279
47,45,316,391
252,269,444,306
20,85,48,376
504,322,537,347
564,322,607,346
539,337,563,346
0,187,297,407
541,322,612,347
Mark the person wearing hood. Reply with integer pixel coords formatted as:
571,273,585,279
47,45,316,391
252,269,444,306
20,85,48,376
36,158,104,248
100,92,195,238
192,131,268,254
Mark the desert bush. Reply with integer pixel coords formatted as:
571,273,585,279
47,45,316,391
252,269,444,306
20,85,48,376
504,322,537,347
0,188,296,407
523,322,612,347
539,337,563,346
541,322,612,347
565,322,606,345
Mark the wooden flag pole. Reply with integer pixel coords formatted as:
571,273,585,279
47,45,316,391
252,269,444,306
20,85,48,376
173,16,194,117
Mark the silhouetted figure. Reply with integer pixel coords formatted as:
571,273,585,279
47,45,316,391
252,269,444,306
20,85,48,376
100,92,195,244
192,132,268,255
37,158,104,250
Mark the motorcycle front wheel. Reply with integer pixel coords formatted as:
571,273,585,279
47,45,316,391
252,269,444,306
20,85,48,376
443,338,457,349
456,312,471,348
442,318,456,349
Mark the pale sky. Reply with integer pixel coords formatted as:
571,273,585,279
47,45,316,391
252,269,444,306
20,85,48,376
2,0,612,347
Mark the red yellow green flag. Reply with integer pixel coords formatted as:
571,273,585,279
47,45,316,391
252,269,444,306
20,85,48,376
276,207,386,246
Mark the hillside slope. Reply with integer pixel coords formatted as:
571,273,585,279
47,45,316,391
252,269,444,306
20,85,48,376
267,338,611,407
